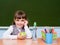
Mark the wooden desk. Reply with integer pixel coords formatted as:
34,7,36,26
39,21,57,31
0,38,60,45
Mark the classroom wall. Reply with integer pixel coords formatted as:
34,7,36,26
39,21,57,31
0,27,60,38
0,0,60,26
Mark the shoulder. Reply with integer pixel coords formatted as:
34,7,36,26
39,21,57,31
8,25,15,29
8,25,17,29
7,25,15,31
9,25,16,27
9,25,13,27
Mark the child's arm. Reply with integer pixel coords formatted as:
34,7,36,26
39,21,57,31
24,25,32,38
3,25,17,39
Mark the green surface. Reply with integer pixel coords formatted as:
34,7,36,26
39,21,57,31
0,0,60,26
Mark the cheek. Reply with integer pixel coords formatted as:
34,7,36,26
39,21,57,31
20,22,25,24
15,21,19,25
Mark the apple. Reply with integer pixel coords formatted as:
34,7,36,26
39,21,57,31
20,32,26,36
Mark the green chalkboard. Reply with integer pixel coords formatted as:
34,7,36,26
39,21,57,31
0,0,60,26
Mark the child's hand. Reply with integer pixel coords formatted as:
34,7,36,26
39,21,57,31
17,33,26,40
24,20,28,26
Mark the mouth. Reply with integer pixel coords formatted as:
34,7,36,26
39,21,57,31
17,24,24,26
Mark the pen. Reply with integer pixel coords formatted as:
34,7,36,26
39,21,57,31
44,28,47,33
50,29,52,33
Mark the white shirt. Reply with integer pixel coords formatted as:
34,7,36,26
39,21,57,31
3,25,32,39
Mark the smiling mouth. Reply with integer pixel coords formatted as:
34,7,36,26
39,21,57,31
17,24,24,26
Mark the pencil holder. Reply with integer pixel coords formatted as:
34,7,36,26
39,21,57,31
45,33,53,44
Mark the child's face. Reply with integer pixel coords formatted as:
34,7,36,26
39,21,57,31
14,19,25,28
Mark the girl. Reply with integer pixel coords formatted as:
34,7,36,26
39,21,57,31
3,10,32,39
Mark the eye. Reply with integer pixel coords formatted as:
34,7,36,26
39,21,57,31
16,19,19,21
21,20,24,21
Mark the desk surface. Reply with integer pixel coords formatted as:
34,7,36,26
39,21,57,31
0,38,60,45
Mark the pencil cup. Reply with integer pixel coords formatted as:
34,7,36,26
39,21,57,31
45,33,53,44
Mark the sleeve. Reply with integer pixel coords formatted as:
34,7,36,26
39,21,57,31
3,25,17,39
24,25,32,38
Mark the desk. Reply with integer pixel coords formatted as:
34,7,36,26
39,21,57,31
0,38,60,45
